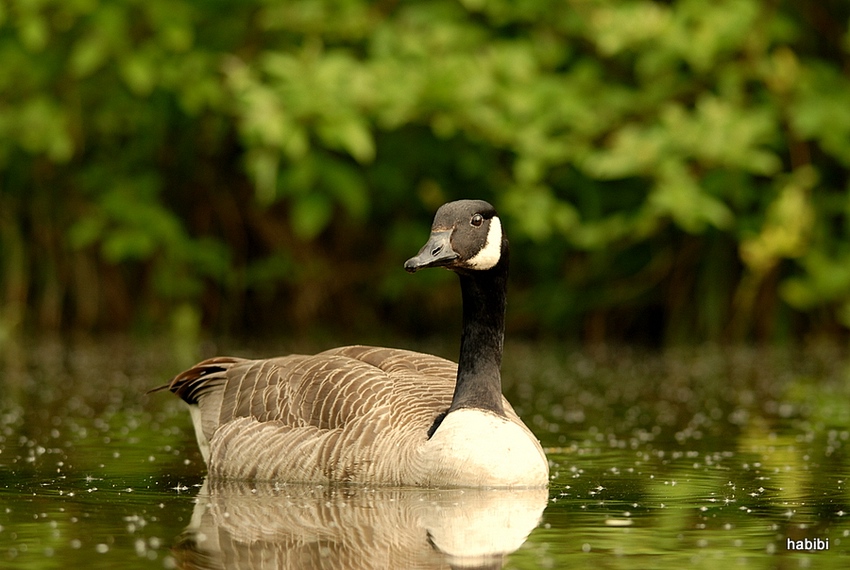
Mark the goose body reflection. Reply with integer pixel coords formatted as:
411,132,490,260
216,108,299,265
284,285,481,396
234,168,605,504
173,478,548,570
154,201,548,487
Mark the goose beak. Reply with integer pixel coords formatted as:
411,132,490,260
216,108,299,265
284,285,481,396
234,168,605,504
404,230,458,273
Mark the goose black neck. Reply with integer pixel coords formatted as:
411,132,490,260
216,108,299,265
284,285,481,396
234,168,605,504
448,252,508,416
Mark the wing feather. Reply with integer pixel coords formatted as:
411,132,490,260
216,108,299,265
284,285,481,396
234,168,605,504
161,346,458,435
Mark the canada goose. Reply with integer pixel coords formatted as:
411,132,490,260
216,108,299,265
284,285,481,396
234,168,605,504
153,200,548,487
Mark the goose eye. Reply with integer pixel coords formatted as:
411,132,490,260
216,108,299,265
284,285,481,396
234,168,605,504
471,214,484,227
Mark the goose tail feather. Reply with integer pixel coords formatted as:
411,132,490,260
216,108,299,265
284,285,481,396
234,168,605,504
148,357,244,405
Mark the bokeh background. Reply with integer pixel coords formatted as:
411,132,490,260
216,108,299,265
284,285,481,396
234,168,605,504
2,0,850,346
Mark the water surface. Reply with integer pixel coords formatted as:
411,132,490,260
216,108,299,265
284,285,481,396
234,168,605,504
0,338,848,568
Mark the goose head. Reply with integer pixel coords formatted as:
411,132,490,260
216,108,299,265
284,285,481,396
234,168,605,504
404,200,506,274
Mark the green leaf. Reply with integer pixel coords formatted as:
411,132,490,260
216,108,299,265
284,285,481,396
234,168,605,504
71,33,110,77
120,52,157,96
101,229,157,262
18,13,48,52
247,149,280,206
317,118,375,163
322,159,368,220
68,216,105,249
651,160,733,233
291,193,333,240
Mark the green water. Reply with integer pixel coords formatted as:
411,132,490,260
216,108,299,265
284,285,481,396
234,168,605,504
0,338,848,568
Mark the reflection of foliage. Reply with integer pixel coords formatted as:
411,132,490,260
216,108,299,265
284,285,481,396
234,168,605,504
510,344,850,568
1,0,850,342
503,343,850,451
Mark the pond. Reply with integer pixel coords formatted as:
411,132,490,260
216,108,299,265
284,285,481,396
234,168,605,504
0,337,848,568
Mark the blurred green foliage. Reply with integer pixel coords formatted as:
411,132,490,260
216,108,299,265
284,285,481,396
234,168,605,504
1,0,849,344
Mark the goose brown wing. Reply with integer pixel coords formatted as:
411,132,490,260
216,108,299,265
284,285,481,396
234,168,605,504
161,345,458,443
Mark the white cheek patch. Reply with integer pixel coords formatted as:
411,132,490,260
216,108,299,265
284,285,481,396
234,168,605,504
466,216,503,270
